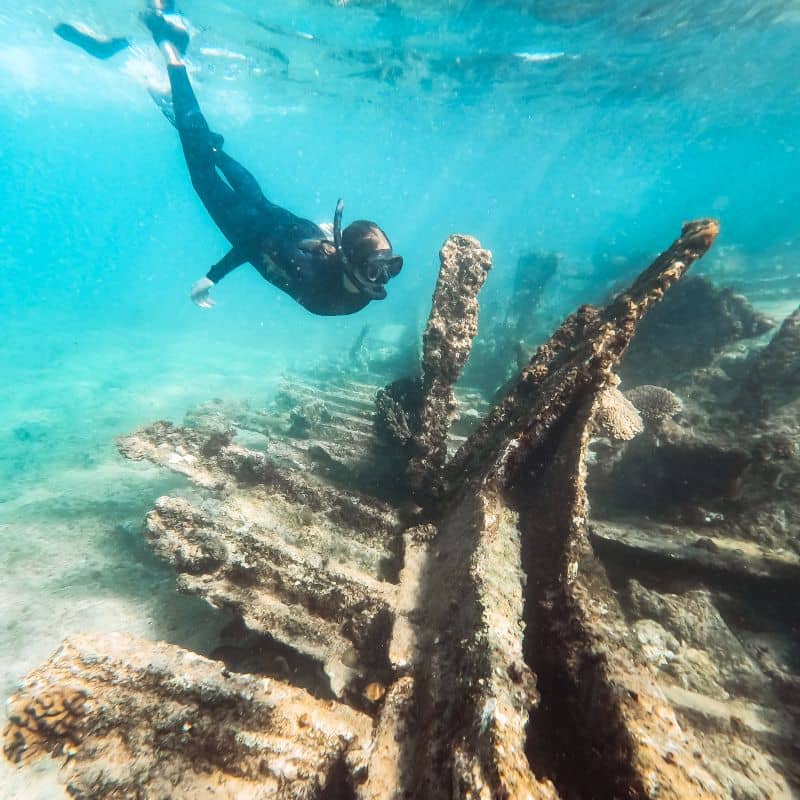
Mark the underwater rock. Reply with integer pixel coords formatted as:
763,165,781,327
620,581,797,799
620,275,774,388
716,313,800,551
407,234,492,504
584,294,800,798
627,580,768,699
590,518,800,584
738,304,800,418
597,436,751,517
591,298,800,559
3,633,371,798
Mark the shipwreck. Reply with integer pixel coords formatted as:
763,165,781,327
4,220,799,799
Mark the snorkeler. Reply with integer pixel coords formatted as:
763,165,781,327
56,2,403,315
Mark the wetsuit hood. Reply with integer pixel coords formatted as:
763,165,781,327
333,199,403,300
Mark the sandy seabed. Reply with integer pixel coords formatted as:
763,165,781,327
0,321,291,799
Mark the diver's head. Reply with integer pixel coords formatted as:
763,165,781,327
340,220,403,299
332,200,402,300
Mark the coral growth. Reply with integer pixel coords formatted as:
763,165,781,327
593,385,644,440
288,398,332,438
586,293,800,799
595,295,800,552
374,376,421,447
625,384,683,424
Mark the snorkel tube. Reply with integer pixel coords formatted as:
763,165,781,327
334,198,345,255
333,197,368,293
334,198,380,299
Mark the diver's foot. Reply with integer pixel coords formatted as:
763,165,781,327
141,7,189,54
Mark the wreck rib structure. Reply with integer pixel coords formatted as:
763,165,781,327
4,634,370,799
6,220,800,799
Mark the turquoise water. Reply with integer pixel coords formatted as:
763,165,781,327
1,2,799,796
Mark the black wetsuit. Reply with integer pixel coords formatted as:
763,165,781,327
168,64,370,316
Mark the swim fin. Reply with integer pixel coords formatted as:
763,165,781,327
54,23,129,60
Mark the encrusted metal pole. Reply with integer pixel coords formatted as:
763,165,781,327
407,235,492,505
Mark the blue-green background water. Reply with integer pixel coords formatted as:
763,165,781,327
1,2,799,795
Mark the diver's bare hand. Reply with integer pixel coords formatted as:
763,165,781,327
190,277,215,308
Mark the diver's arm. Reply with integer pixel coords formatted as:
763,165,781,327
206,247,248,284
190,247,247,308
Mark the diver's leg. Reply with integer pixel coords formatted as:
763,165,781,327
214,150,267,206
54,23,130,59
144,6,265,205
144,9,256,241
141,0,189,56
166,62,214,150
165,62,247,235
142,7,217,161
143,3,215,162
